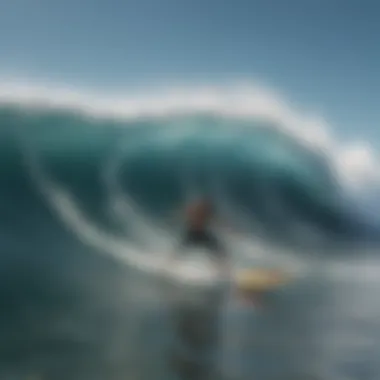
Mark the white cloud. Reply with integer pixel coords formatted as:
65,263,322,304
0,78,379,194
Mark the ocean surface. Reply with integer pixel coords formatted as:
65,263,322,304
1,85,380,379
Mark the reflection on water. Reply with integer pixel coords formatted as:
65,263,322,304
124,260,380,380
1,246,380,380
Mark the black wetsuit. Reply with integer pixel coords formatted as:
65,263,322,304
170,226,226,380
180,227,226,259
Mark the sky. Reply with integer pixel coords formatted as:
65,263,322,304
0,0,379,143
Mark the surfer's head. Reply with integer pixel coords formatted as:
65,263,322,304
185,198,214,227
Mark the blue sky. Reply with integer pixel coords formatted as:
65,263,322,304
0,0,379,142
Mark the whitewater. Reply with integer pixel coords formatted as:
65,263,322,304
1,80,380,379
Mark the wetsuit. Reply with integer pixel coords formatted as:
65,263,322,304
170,226,227,380
180,227,226,259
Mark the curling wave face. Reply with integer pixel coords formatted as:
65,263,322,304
2,101,378,258
0,82,380,279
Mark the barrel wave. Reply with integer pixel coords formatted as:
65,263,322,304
1,102,377,255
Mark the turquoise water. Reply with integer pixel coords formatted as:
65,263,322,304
0,98,380,379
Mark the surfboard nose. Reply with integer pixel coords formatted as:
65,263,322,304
234,268,291,308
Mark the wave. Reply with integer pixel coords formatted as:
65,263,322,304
2,80,380,380
1,81,380,282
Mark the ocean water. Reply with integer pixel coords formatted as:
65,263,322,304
1,84,380,380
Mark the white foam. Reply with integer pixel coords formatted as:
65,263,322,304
164,250,222,286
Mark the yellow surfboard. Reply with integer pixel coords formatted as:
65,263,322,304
234,268,291,292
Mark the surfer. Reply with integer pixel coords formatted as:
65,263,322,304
169,198,230,380
179,198,230,273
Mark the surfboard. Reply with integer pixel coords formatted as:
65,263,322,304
234,268,291,292
163,249,223,286
162,248,292,293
